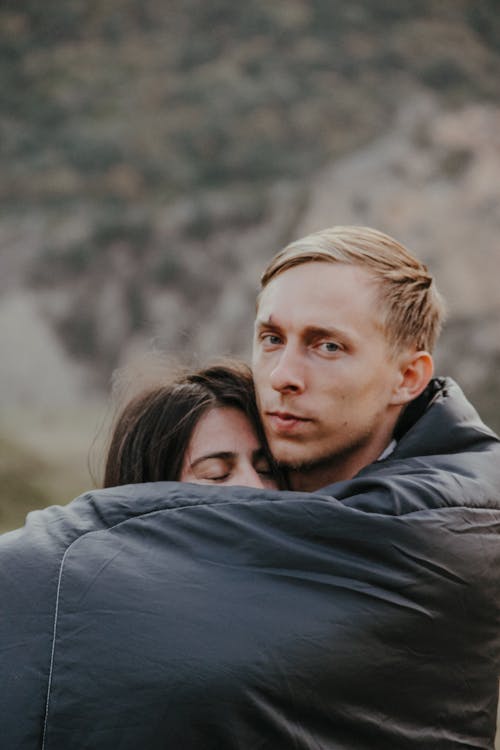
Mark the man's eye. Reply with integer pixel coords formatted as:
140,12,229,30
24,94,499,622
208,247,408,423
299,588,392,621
261,334,281,347
319,341,340,353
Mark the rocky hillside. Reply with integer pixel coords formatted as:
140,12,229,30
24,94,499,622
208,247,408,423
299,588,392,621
1,0,500,532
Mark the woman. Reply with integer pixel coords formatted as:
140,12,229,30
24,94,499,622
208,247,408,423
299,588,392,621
103,360,282,489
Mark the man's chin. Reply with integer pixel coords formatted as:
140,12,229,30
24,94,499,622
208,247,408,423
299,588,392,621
270,443,319,473
271,444,342,475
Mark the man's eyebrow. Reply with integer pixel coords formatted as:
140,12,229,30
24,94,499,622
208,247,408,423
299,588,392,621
303,324,357,348
304,325,346,338
189,452,234,469
254,315,280,330
255,317,351,340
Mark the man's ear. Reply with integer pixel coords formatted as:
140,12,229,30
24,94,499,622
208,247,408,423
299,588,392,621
390,350,434,406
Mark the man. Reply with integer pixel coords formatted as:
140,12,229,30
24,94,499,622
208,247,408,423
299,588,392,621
252,226,442,490
2,227,500,749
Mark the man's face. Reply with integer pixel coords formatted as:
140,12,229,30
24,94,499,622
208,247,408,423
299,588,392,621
252,261,407,488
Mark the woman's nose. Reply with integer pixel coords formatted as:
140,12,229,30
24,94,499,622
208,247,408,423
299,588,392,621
227,463,266,489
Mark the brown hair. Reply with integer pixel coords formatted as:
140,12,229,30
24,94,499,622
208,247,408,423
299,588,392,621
260,225,446,354
103,360,278,487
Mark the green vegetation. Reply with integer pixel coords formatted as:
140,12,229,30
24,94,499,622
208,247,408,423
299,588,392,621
3,1,499,206
0,435,53,533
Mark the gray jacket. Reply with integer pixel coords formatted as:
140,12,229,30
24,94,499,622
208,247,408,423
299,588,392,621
1,378,500,749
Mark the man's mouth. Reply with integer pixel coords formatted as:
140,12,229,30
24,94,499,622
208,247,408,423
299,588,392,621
265,411,311,433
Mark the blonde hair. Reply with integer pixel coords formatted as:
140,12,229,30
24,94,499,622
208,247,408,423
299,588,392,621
260,226,446,353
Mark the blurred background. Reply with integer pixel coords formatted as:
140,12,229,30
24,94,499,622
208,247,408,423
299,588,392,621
1,0,500,534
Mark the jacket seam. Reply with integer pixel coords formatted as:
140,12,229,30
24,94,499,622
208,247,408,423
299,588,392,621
41,516,142,748
41,543,71,750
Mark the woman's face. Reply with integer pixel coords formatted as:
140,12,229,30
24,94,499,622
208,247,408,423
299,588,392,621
180,406,277,489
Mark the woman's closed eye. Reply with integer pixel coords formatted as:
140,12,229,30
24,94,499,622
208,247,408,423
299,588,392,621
190,456,232,483
253,454,273,477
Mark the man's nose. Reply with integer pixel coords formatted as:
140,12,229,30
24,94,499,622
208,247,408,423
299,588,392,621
269,345,305,394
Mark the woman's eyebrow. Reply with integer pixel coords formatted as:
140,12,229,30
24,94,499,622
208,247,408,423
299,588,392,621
189,452,234,469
